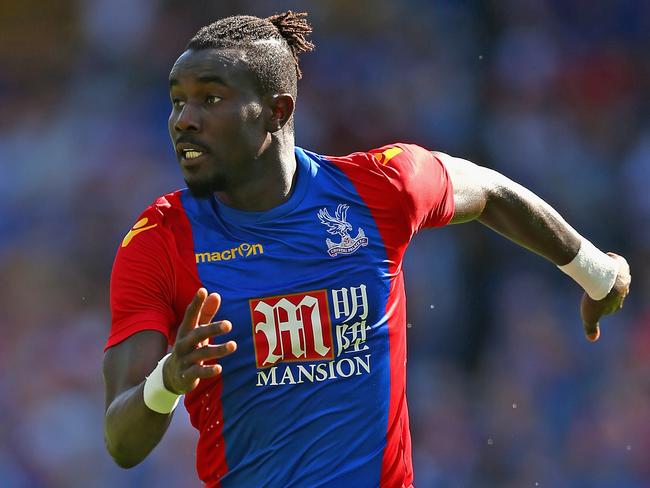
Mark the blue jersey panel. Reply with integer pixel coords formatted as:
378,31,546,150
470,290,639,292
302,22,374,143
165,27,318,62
181,148,392,486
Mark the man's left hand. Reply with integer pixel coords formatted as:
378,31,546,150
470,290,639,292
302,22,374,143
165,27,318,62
580,252,631,341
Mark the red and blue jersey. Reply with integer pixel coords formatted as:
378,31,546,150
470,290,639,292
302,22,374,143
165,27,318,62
107,143,455,487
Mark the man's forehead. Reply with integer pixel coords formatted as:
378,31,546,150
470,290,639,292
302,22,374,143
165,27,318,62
169,48,248,84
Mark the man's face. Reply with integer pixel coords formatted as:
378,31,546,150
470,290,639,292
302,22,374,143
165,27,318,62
168,48,269,198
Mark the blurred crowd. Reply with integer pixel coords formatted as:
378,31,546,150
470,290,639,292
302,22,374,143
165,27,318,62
1,0,648,486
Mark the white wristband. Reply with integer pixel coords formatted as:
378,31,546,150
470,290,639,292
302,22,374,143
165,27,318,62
143,353,181,414
558,239,619,300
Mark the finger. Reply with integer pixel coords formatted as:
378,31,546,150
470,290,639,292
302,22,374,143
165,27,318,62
196,293,222,348
184,363,223,381
176,320,232,354
198,292,221,326
607,252,630,276
583,321,600,342
580,292,602,342
607,252,632,291
176,363,222,389
186,320,233,346
185,341,238,364
177,288,208,338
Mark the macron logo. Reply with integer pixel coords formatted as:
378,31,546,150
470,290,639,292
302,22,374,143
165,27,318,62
122,217,157,248
195,243,264,264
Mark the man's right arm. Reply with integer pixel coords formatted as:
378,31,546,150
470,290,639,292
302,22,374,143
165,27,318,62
103,289,237,468
103,330,171,468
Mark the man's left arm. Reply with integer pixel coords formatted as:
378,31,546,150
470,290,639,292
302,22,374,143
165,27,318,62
434,151,631,341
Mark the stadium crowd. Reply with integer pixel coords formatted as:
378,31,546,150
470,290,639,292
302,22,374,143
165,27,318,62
1,0,648,486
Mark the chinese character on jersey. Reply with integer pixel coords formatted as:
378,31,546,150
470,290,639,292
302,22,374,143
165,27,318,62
331,285,370,356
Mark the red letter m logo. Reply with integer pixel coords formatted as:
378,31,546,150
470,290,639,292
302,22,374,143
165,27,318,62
250,290,334,368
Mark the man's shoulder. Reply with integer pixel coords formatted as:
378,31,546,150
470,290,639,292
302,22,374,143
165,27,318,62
149,189,187,213
317,142,429,169
127,190,187,236
139,189,189,225
119,189,191,252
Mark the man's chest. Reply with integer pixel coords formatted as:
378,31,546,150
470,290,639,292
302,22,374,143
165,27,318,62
184,200,393,384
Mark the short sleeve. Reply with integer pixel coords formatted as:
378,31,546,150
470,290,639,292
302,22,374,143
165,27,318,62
106,206,177,350
369,143,455,234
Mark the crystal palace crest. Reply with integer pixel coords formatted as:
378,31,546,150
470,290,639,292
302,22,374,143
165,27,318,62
317,204,369,257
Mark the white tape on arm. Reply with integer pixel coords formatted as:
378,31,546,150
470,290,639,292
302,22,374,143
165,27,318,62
558,239,619,300
143,353,181,414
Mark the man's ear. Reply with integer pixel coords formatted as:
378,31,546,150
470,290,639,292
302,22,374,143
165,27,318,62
266,93,295,132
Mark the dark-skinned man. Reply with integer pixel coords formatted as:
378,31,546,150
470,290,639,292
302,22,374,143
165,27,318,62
103,11,631,488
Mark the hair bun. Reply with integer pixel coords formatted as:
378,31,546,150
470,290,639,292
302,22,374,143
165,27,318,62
266,11,314,78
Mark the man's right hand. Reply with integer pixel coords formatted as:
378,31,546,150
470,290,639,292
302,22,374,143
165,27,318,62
163,288,237,394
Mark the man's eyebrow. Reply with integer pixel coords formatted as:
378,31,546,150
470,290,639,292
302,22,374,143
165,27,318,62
198,75,228,86
169,75,229,88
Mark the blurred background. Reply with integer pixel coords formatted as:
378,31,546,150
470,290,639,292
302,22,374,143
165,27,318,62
1,0,648,486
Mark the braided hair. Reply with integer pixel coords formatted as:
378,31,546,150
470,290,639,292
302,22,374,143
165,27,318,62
186,11,314,98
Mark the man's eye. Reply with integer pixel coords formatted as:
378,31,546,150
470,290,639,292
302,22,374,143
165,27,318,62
206,95,221,105
172,99,185,109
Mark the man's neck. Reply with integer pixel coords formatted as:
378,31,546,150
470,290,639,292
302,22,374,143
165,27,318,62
214,136,297,212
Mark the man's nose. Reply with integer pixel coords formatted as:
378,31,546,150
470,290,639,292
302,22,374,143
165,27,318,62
174,103,201,132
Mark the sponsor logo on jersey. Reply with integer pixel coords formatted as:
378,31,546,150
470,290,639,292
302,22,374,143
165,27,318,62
122,217,158,247
251,290,334,368
195,243,263,264
317,204,368,257
252,285,372,387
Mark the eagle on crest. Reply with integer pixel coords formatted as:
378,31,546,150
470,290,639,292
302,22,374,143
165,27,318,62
317,204,353,237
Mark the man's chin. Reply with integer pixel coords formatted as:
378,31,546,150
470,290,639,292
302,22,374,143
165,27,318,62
184,177,225,199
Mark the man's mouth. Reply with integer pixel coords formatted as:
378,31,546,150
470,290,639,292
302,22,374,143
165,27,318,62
183,149,204,160
176,142,210,166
